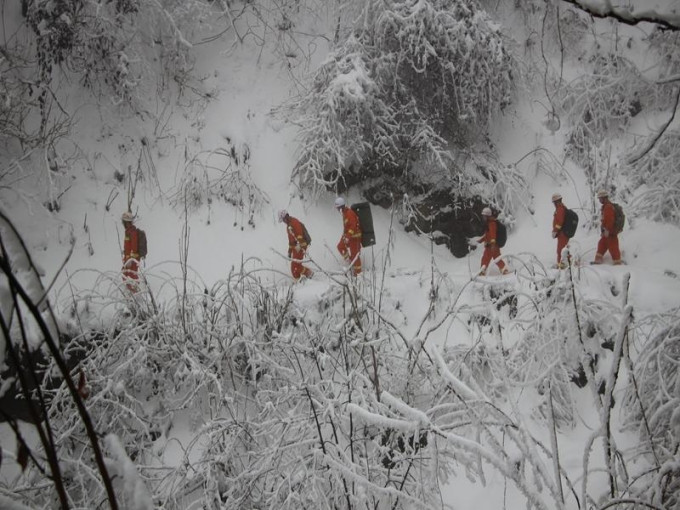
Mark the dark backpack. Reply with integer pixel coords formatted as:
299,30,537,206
495,221,507,248
301,223,312,245
137,228,147,259
562,208,579,238
612,203,625,234
351,202,376,247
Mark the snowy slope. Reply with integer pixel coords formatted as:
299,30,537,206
2,1,680,509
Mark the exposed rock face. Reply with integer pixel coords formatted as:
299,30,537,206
363,181,488,258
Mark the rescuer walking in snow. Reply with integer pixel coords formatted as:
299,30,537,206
474,207,509,276
279,210,313,281
121,211,143,292
592,190,623,265
334,197,362,276
552,193,570,268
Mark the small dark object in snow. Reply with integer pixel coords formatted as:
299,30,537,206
570,364,588,388
381,429,428,469
664,270,678,279
601,339,615,351
586,322,597,338
490,287,518,319
598,380,616,408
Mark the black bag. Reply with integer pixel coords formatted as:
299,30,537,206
351,202,376,247
137,228,147,259
496,221,507,248
612,203,625,234
562,208,579,238
302,223,312,245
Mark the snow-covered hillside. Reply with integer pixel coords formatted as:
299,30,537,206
1,1,680,509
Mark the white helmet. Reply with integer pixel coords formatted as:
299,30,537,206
121,211,134,222
334,197,346,209
597,189,608,198
551,193,562,202
481,207,492,217
278,210,288,223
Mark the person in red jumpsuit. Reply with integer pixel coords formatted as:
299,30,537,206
121,211,141,293
475,207,508,276
334,197,362,276
279,210,313,280
551,193,570,269
592,190,623,265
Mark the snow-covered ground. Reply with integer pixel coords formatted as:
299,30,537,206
2,1,680,509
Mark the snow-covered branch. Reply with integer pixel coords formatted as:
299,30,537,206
560,0,680,31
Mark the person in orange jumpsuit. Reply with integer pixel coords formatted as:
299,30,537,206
592,190,622,265
475,207,508,276
551,193,570,269
334,197,362,276
279,210,313,280
121,211,141,292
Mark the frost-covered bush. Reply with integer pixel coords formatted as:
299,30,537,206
647,30,680,100
0,0,216,150
290,0,515,191
22,0,214,105
291,34,397,188
3,218,658,510
4,260,575,509
622,130,680,225
170,142,267,229
622,312,680,509
559,54,648,175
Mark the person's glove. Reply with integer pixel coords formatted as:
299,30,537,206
602,228,610,238
343,236,349,245
552,230,557,239
294,244,302,253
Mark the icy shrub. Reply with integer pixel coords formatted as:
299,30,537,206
289,0,515,191
15,0,213,124
623,130,680,225
560,54,649,175
170,141,265,229
622,313,680,509
647,30,680,101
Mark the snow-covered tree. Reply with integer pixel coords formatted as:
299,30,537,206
289,0,515,192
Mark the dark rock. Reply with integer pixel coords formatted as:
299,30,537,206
362,180,489,258
570,364,588,388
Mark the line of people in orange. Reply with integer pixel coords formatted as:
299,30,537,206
120,189,623,290
472,189,624,276
276,196,362,281
119,196,363,292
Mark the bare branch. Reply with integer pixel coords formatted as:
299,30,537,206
560,0,680,31
628,85,680,165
